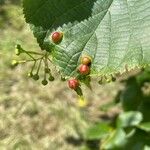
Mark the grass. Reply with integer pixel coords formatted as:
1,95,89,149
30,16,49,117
0,2,120,150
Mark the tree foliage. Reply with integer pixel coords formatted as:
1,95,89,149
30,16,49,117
23,0,150,78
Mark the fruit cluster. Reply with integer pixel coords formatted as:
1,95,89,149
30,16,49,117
51,31,92,96
68,56,92,97
14,31,92,98
13,44,55,86
51,31,92,93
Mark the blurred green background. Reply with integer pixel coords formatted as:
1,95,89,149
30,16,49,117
0,0,120,149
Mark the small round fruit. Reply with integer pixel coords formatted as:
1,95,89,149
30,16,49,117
32,74,39,80
48,76,55,81
51,32,63,43
79,65,90,75
42,80,48,85
81,56,91,65
68,79,79,90
15,44,23,55
45,68,50,73
61,76,66,81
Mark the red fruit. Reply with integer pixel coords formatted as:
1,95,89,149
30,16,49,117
81,56,91,65
79,65,90,75
51,31,63,43
68,79,79,90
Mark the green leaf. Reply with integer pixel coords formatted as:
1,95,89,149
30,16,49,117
138,122,150,132
101,129,127,150
23,0,99,49
23,0,150,77
23,0,97,30
117,111,143,128
124,129,150,150
136,70,150,86
85,122,111,140
138,102,150,122
121,77,142,111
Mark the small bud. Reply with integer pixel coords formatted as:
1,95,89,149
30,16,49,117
111,76,116,82
32,74,39,80
11,60,18,66
15,44,23,56
15,48,20,56
48,76,55,81
98,76,111,84
45,68,50,73
42,80,48,85
28,72,33,77
15,44,21,49
61,76,66,81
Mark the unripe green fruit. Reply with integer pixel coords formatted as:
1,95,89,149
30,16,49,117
61,76,66,81
68,79,79,90
51,31,63,43
15,44,23,55
45,68,50,73
15,44,21,49
112,76,116,82
42,80,48,85
32,74,39,80
11,60,18,66
79,64,90,75
48,76,54,81
15,48,20,56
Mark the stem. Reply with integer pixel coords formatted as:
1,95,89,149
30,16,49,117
48,58,52,63
31,60,37,73
26,51,43,55
44,57,48,80
18,57,43,64
45,54,49,68
24,50,35,60
36,57,43,74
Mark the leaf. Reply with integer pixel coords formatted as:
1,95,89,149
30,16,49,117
120,77,142,111
138,102,150,122
138,122,150,132
117,111,143,128
101,129,127,150
85,122,111,140
136,70,150,86
23,0,99,49
23,0,97,30
124,129,150,150
23,0,150,77
126,142,144,150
